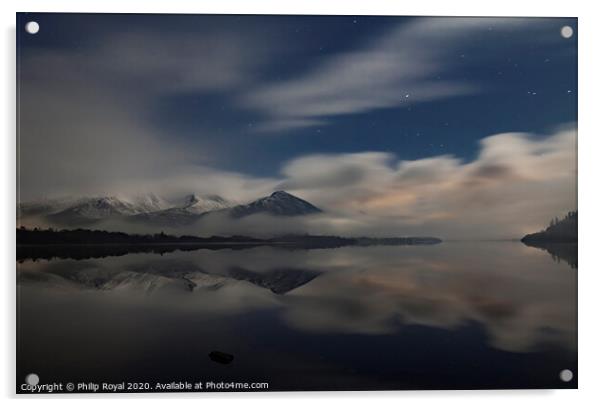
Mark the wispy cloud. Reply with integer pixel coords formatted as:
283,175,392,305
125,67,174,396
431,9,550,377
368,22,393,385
271,125,576,239
54,125,575,240
18,27,277,201
18,17,575,239
242,17,541,132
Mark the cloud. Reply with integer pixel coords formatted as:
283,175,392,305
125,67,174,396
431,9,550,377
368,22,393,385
18,27,277,201
279,152,396,190
242,17,539,132
18,18,575,239
78,125,575,240
271,125,576,239
21,120,576,240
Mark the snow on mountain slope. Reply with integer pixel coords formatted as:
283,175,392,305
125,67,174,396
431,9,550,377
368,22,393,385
130,193,170,213
46,196,142,225
20,191,322,228
128,194,235,226
180,194,234,214
228,191,322,218
18,197,86,217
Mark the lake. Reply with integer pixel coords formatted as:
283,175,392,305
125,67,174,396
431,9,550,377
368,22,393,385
16,241,577,391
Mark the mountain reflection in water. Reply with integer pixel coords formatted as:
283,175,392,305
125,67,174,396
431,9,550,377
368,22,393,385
17,241,576,390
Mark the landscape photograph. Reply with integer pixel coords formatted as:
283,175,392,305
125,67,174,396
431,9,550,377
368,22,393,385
16,13,577,392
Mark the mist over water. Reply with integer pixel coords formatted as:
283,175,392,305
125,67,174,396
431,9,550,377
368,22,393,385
17,241,576,390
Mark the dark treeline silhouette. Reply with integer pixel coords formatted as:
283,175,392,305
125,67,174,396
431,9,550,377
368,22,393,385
16,226,263,245
521,211,577,243
16,227,442,262
521,211,577,269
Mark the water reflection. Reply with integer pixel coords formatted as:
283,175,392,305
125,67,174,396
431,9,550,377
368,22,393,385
521,242,577,269
17,242,577,390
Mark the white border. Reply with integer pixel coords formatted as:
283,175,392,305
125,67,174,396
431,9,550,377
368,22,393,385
3,1,601,406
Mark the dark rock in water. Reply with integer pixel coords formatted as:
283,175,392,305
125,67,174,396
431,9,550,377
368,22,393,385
209,351,234,364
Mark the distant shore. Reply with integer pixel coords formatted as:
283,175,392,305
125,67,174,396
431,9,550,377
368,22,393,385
16,228,442,261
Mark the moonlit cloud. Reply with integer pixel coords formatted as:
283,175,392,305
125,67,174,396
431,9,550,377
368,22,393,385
75,125,575,240
272,125,577,239
20,116,576,239
242,17,541,132
18,27,278,201
18,16,576,239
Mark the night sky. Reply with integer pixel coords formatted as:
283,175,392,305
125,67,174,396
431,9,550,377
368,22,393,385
18,13,576,175
17,13,577,238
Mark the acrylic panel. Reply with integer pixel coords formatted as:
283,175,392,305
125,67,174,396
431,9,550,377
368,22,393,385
16,13,577,393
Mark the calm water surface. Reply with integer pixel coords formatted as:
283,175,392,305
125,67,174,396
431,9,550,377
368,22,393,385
17,241,577,391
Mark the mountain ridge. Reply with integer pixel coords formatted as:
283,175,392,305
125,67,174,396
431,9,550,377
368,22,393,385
18,190,323,228
229,190,322,218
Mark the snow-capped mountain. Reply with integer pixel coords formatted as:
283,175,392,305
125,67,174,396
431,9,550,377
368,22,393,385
46,196,144,225
18,190,321,228
180,194,234,214
228,191,322,218
18,196,86,217
19,194,167,217
129,194,235,226
131,193,170,213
